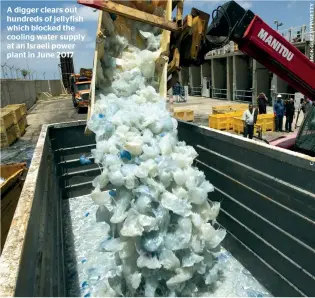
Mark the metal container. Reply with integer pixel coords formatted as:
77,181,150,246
0,121,314,296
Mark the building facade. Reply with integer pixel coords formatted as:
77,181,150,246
179,25,312,104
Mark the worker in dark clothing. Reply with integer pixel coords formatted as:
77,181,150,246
274,94,285,132
257,93,268,114
285,98,295,132
302,97,313,117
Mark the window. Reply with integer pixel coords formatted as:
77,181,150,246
77,83,90,91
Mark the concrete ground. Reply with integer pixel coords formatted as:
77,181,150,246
25,95,86,143
1,95,86,166
168,96,304,142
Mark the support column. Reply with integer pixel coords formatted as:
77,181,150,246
232,56,237,101
189,65,202,96
180,67,189,86
211,58,227,99
271,74,289,105
252,60,270,103
233,55,252,102
227,56,233,101
189,65,201,87
201,61,211,97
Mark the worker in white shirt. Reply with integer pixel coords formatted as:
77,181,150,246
242,104,255,139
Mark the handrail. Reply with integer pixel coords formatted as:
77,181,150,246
234,89,252,102
212,88,227,99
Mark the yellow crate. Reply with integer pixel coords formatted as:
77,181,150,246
233,114,274,135
213,109,233,114
2,105,23,122
209,111,244,131
232,103,249,111
256,115,275,132
17,115,27,137
209,114,229,130
0,110,15,131
1,107,27,138
6,104,27,116
213,104,248,114
232,117,258,135
257,114,274,120
1,125,18,148
173,109,194,122
212,105,231,114
233,117,245,134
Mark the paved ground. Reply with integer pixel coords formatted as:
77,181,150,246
1,95,305,165
24,95,86,143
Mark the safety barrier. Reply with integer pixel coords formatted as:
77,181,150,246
205,41,237,57
232,114,275,135
212,88,227,99
212,103,248,114
173,108,194,122
256,114,275,132
209,111,244,131
234,89,253,102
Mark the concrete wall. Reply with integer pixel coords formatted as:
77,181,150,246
0,79,63,109
227,57,233,101
189,66,201,87
211,58,226,89
234,55,251,90
180,67,190,86
276,76,289,93
201,61,211,97
252,60,270,101
50,80,63,96
233,55,252,101
203,40,308,102
211,58,227,99
201,61,211,79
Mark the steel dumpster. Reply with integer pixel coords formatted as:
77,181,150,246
0,121,314,297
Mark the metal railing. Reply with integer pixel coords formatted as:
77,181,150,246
205,41,237,57
275,92,295,101
190,86,202,96
278,25,314,43
212,88,227,99
234,89,253,102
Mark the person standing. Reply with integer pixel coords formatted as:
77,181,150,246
274,94,285,132
173,81,181,103
285,98,295,132
257,92,268,114
242,104,255,139
302,97,313,117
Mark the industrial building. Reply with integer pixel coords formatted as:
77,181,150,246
179,25,313,104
